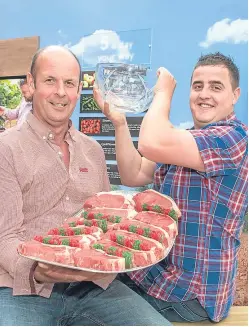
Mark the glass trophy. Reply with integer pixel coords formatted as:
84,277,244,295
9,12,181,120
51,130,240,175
95,63,154,114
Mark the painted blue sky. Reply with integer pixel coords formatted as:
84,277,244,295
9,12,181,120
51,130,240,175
1,0,248,127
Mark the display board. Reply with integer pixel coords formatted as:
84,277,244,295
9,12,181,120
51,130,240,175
97,140,138,161
78,29,152,187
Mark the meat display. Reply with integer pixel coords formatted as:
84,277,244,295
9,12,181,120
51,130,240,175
103,230,164,259
132,189,181,220
133,211,178,239
73,248,126,271
18,190,180,272
112,219,170,247
91,239,155,268
63,217,111,233
47,226,103,239
34,235,97,249
19,240,79,265
80,207,137,222
83,192,135,210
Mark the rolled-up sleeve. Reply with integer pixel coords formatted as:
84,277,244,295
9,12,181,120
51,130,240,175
189,124,247,178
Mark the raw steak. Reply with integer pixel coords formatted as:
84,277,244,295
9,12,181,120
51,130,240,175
80,208,137,222
18,240,79,265
134,211,177,239
113,219,170,247
63,217,112,233
33,235,96,249
132,189,181,220
83,192,135,210
103,230,164,260
73,248,126,271
91,239,156,268
47,226,103,239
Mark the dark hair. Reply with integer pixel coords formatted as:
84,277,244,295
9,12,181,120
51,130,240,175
192,52,240,90
30,46,82,87
19,78,28,87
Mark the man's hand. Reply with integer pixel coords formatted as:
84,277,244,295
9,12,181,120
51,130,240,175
93,86,127,128
154,67,177,101
0,106,5,116
34,262,112,283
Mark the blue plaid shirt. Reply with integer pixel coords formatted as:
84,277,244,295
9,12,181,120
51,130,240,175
129,113,248,322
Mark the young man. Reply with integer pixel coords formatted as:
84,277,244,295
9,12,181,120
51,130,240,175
0,46,170,326
94,52,248,323
0,78,33,127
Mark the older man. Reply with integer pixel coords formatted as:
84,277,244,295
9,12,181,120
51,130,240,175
0,46,170,326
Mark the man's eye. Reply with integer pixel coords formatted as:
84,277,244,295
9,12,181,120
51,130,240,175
212,85,221,91
194,85,202,90
66,81,75,87
45,78,54,83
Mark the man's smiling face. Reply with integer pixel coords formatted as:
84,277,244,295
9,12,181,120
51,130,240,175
28,48,81,128
189,65,240,129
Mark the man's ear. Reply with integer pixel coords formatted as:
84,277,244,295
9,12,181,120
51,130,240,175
233,87,241,105
27,72,35,95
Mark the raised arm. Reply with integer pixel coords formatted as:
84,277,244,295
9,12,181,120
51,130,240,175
93,88,156,187
138,68,205,171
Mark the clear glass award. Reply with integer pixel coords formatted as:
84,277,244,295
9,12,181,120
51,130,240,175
95,63,154,114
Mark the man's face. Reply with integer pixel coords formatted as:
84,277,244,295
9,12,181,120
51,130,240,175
20,84,32,102
189,65,240,129
28,50,82,127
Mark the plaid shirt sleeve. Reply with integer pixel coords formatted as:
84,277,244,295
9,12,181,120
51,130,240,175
153,163,170,191
189,124,247,178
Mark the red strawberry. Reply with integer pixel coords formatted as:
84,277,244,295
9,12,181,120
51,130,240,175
124,238,133,248
66,228,75,236
34,235,43,242
110,233,117,242
69,239,80,247
140,242,150,251
88,213,95,220
54,237,61,244
116,248,123,257
150,230,160,242
48,228,59,235
136,228,144,235
84,227,91,234
120,224,129,231
163,208,170,215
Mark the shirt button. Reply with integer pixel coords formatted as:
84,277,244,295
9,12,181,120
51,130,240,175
49,133,53,139
58,151,62,156
66,196,70,201
42,136,46,140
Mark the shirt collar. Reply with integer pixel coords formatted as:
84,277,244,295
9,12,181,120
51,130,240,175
188,111,237,130
26,112,77,142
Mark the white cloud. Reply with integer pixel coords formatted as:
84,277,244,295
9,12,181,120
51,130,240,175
68,29,134,66
174,121,194,129
199,18,248,48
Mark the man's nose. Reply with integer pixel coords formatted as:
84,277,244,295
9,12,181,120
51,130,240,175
198,87,211,99
55,81,66,97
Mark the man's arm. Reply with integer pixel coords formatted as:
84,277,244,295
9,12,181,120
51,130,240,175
0,141,44,295
138,68,205,172
93,88,156,186
0,105,20,121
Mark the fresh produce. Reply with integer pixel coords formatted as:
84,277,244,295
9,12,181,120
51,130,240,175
80,119,101,134
82,72,95,88
81,95,101,112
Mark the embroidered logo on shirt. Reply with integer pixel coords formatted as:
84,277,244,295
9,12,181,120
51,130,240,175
79,167,88,173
